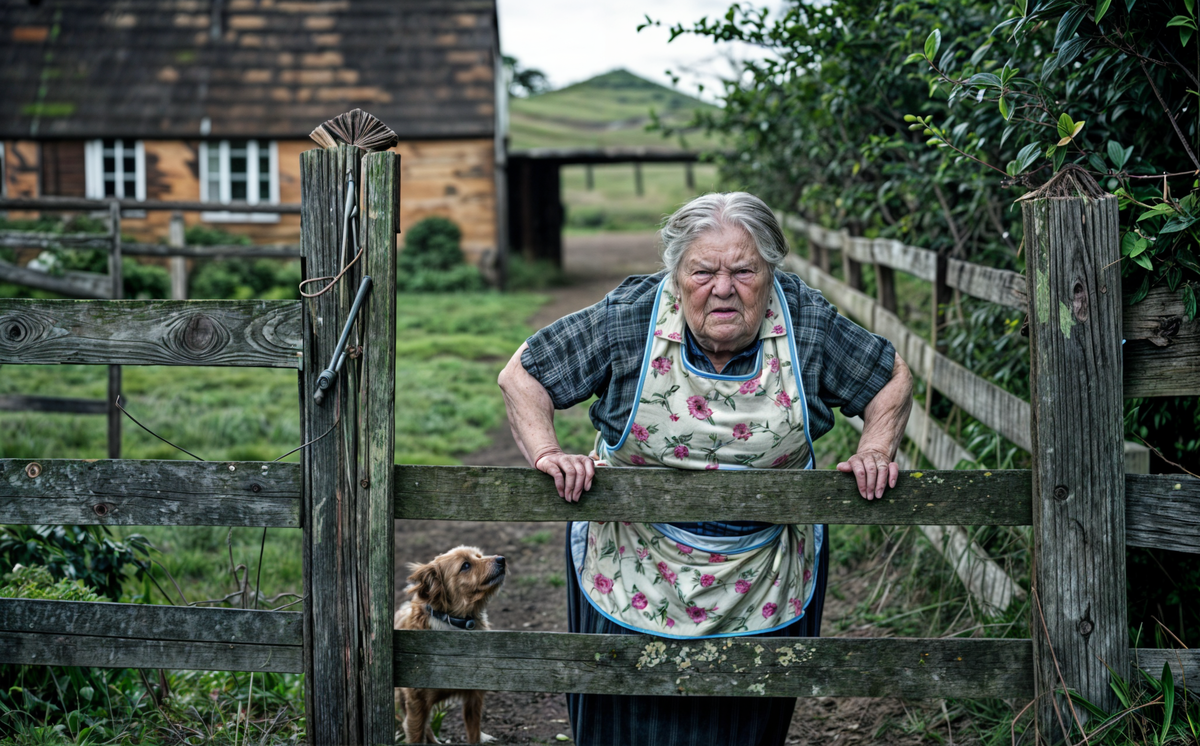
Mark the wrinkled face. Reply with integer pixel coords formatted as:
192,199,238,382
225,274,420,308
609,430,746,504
678,223,771,355
406,545,507,617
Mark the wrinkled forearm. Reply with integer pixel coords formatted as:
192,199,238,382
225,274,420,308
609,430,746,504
858,353,913,460
497,342,563,468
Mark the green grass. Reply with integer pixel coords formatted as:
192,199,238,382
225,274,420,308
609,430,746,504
509,70,722,151
561,162,722,233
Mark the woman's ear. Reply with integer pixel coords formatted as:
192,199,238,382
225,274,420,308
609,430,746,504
406,562,444,607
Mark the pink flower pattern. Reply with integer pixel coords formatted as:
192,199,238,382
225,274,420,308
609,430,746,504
708,553,727,563
666,618,675,628
762,603,778,619
669,413,680,422
686,396,713,420
699,574,716,588
772,324,785,335
593,573,613,594
629,454,646,466
631,423,650,442
732,423,752,441
687,606,708,624
650,356,672,376
676,543,693,555
769,357,781,373
674,445,689,459
656,561,677,586
735,579,752,594
775,391,792,408
636,547,649,560
738,378,761,395
771,454,791,467
667,332,682,341
631,592,648,610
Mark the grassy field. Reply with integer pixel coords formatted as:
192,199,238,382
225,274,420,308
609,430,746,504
562,161,721,233
509,69,722,151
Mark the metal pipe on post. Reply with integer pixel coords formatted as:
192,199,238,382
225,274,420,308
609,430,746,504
1021,167,1126,741
107,202,122,459
300,131,397,745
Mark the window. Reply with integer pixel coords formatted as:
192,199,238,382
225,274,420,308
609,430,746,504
85,139,145,200
199,140,279,222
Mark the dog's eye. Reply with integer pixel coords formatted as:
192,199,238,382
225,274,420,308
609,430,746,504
460,562,471,573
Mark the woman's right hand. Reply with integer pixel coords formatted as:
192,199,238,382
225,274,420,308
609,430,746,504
534,451,595,503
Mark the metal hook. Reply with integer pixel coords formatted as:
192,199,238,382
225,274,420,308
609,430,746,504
313,275,373,404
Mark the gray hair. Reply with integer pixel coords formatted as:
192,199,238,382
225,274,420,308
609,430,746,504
660,192,789,281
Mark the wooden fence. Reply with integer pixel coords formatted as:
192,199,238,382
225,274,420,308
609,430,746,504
0,197,301,458
1,134,1198,745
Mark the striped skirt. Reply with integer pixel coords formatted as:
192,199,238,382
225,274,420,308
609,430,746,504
564,522,830,746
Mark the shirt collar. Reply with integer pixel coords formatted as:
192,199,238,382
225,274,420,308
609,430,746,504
683,326,762,375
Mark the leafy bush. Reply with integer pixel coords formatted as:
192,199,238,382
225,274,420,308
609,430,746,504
0,525,150,602
506,255,566,290
397,217,485,292
189,258,301,300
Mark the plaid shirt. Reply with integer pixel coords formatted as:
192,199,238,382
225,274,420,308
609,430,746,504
522,270,895,451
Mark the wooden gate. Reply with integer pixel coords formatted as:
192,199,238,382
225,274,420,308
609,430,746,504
2,127,1198,746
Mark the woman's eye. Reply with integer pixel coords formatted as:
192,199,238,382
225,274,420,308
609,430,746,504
460,562,471,573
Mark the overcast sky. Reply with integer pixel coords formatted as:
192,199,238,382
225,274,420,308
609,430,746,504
495,0,779,101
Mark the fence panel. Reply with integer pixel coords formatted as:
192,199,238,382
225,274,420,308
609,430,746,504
0,459,300,527
0,299,302,367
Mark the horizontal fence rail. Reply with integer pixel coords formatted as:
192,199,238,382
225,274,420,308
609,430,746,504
0,459,300,527
0,299,302,368
0,231,114,251
0,394,108,415
0,258,111,299
0,600,302,673
395,465,1033,524
782,214,1200,398
0,197,302,214
1125,473,1200,554
394,631,1034,699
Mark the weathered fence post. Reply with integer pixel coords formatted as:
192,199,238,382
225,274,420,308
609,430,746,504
1022,166,1126,741
107,201,122,459
168,211,187,300
300,138,397,745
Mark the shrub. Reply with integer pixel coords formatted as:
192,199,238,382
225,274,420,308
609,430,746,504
398,216,485,292
189,258,301,300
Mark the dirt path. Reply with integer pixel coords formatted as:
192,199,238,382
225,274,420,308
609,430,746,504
395,232,931,745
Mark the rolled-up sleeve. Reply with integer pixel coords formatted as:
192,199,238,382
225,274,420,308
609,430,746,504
520,298,611,410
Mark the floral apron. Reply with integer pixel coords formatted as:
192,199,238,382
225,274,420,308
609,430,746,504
572,276,820,638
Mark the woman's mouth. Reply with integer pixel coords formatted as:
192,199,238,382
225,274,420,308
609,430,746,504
708,308,740,320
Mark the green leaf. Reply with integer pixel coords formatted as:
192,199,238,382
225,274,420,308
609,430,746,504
1160,216,1198,233
1107,140,1129,169
1182,284,1197,321
1096,0,1113,22
1016,142,1041,172
1055,6,1087,48
968,72,1002,87
1058,113,1075,139
1162,662,1175,745
1134,252,1155,270
1183,26,1195,46
1130,238,1149,257
998,96,1011,120
1046,143,1058,158
1088,153,1107,173
1187,0,1196,16
1053,147,1068,172
1167,15,1197,28
1176,248,1200,274
925,29,941,61
904,52,926,64
1071,120,1085,137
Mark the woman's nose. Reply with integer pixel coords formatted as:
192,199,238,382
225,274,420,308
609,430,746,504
712,273,735,297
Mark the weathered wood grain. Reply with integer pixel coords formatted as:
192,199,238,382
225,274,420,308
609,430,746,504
1024,191,1127,727
1125,474,1200,554
1121,287,1200,397
394,631,1034,699
124,243,302,259
0,230,114,250
359,149,399,742
871,237,938,282
0,459,300,527
0,395,108,414
0,599,301,645
0,299,302,368
930,351,1032,453
0,259,111,299
945,259,1028,309
395,465,1033,525
1134,648,1200,685
0,631,301,673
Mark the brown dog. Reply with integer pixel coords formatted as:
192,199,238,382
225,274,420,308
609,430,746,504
394,545,507,744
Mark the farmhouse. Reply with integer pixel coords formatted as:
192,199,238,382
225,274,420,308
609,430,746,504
0,0,504,267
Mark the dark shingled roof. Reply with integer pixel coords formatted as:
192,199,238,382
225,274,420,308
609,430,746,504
0,0,498,140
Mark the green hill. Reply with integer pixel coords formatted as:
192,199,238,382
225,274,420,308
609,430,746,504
508,69,722,150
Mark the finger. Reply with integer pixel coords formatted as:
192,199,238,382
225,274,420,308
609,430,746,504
888,462,899,488
835,461,852,472
862,458,878,501
583,457,595,492
543,461,565,498
849,458,867,499
873,458,888,499
561,460,578,503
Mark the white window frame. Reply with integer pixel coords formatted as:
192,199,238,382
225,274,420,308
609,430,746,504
199,139,280,223
84,139,146,201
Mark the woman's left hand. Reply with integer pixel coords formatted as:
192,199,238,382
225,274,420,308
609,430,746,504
836,448,898,501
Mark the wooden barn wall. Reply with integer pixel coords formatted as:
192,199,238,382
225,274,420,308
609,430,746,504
2,139,498,268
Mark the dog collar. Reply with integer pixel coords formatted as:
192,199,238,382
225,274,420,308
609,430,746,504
426,605,478,630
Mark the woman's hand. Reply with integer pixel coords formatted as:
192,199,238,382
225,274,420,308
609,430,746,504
534,451,596,503
837,448,898,501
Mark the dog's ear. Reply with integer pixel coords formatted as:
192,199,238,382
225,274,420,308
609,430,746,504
406,562,445,607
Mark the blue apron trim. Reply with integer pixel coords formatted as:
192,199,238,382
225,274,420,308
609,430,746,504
601,280,666,454
775,275,817,466
679,342,764,381
571,523,823,641
650,522,784,555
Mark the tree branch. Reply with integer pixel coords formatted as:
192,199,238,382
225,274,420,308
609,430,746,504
1139,58,1200,171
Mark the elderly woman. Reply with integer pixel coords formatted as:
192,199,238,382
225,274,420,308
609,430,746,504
498,193,913,746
